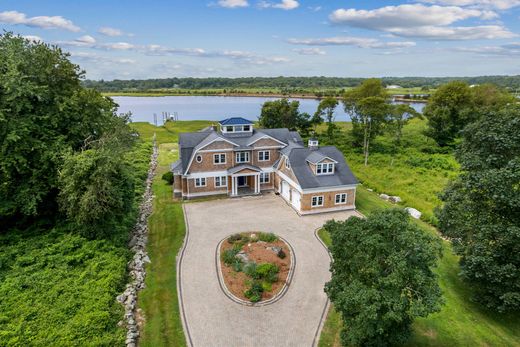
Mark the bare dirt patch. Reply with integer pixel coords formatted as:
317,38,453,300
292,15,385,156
219,233,291,303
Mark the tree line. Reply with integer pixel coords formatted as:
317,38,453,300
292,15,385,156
82,76,520,92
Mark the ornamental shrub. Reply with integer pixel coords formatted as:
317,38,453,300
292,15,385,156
161,171,174,185
258,232,278,243
255,263,279,283
244,281,264,303
221,249,239,266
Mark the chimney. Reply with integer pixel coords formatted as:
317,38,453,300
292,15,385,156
308,138,319,150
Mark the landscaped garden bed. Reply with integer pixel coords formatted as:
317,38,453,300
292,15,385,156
218,232,292,303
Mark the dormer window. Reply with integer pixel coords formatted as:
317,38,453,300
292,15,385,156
316,162,334,175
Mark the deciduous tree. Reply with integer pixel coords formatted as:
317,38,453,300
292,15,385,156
436,105,520,312
325,209,443,347
315,96,338,140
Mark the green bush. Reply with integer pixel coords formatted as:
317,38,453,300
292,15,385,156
255,263,279,283
161,171,174,185
243,262,258,278
231,259,243,272
277,249,286,259
227,233,243,244
261,281,272,292
221,249,239,266
244,281,264,303
258,232,278,243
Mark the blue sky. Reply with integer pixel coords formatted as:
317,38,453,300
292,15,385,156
1,0,520,79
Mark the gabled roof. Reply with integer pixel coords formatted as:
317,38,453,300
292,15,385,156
280,141,304,156
288,146,358,189
228,164,262,174
194,132,238,151
306,151,338,165
219,117,254,125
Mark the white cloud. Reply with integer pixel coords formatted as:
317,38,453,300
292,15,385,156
98,27,124,37
418,0,520,10
260,0,299,10
22,35,42,42
328,4,515,40
287,36,416,49
217,0,249,8
308,6,322,12
292,47,326,55
455,42,520,56
70,51,136,64
76,35,96,44
0,10,80,32
330,4,495,28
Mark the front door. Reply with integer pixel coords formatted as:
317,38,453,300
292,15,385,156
237,176,247,187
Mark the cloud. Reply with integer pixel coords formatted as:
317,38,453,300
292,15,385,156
308,6,322,12
292,47,326,55
328,4,515,40
98,26,129,37
455,42,520,56
55,35,97,47
0,10,80,32
260,0,299,10
217,0,249,8
418,0,520,10
70,51,137,64
22,35,42,42
287,36,416,49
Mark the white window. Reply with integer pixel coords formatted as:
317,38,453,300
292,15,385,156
260,172,270,184
195,177,206,187
258,150,270,162
316,163,334,175
311,196,324,207
335,193,347,205
235,151,250,163
213,153,226,164
225,126,234,132
215,176,227,187
196,155,202,163
285,158,290,169
243,125,251,132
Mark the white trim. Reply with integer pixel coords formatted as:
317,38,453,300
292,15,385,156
260,172,270,184
335,193,347,205
316,162,335,175
311,195,324,208
184,136,239,175
252,145,284,150
306,156,338,165
258,150,270,162
276,170,302,193
302,184,358,194
186,170,228,179
213,153,226,165
235,151,250,163
261,167,275,173
247,134,287,147
194,177,206,187
197,137,238,150
215,176,228,188
174,189,182,193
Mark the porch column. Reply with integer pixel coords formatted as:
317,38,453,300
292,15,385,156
255,174,260,194
233,176,237,196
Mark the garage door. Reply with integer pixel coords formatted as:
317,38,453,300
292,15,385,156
281,181,290,200
291,189,301,210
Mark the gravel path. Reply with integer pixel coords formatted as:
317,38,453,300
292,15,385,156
179,193,361,347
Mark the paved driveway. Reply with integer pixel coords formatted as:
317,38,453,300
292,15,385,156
178,193,361,347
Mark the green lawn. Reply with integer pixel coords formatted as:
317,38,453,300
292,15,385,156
318,187,520,347
130,120,211,347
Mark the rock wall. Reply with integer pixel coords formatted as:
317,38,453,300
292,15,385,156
116,137,158,347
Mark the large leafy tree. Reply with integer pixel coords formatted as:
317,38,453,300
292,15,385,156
343,79,391,166
0,33,129,226
436,106,520,312
389,104,420,146
315,96,338,140
258,98,310,133
325,209,443,347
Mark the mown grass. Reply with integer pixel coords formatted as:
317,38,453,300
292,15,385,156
318,187,520,347
130,120,210,347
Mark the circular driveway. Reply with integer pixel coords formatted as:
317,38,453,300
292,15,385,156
178,193,361,347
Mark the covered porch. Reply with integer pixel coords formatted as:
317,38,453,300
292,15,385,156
228,164,262,197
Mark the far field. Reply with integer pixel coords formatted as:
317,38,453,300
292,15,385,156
130,119,520,347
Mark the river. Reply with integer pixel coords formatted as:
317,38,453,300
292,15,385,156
112,95,425,125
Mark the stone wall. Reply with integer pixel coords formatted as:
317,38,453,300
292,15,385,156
116,137,158,347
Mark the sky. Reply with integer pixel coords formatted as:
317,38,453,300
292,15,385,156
1,0,520,80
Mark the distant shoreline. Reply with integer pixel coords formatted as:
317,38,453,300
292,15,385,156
104,92,428,103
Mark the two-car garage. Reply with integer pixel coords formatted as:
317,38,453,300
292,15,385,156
280,180,301,210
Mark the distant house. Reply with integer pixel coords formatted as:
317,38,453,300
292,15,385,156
171,117,358,215
386,85,402,89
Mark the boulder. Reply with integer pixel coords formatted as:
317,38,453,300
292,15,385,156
367,188,373,192
405,207,422,219
389,196,402,203
236,251,250,263
379,194,390,200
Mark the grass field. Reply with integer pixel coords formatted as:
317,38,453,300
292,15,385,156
130,121,211,347
318,187,520,347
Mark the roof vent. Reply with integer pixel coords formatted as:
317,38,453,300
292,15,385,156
308,138,319,150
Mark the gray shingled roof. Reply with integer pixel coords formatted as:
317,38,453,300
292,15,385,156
288,146,358,189
177,127,302,174
280,141,304,156
305,151,338,164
